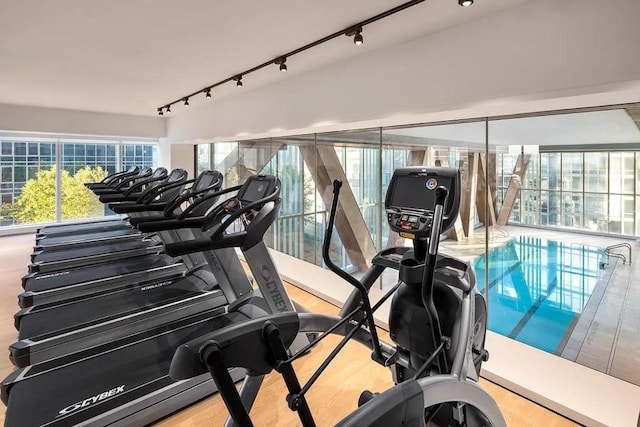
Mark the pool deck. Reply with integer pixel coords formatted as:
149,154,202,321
440,225,640,387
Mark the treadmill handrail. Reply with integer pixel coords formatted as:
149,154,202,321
123,169,169,196
204,185,281,237
177,184,242,220
164,232,247,256
137,177,194,205
110,202,168,215
163,174,224,217
113,168,153,190
99,166,138,186
137,217,205,233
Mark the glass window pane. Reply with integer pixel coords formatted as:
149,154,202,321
584,194,607,232
196,144,211,174
584,152,607,192
318,129,381,272
562,153,583,191
521,189,539,225
122,143,158,170
522,155,539,189
623,196,634,235
610,152,634,194
1,167,12,182
562,192,582,228
61,142,118,221
540,153,561,190
0,141,57,227
540,191,561,226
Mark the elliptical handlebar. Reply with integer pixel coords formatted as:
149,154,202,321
322,179,384,363
421,185,449,374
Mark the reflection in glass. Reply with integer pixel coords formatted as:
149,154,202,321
562,192,582,228
196,144,211,174
475,237,602,354
562,153,583,192
584,152,607,193
584,194,607,232
609,152,634,194
540,153,561,190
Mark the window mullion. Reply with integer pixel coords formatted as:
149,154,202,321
55,140,62,223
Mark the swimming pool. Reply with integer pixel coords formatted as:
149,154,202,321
473,236,605,354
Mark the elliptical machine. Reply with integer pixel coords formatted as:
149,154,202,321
168,166,505,426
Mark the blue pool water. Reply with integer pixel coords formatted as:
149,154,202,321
473,236,604,354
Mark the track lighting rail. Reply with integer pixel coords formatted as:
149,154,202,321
157,0,474,114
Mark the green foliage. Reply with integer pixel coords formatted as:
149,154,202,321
11,166,108,224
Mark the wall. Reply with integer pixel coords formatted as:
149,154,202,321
167,0,640,142
0,103,166,139
169,143,195,178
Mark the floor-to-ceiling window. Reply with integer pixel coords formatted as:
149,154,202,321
0,135,158,229
0,139,57,226
196,102,640,387
496,148,640,236
488,106,640,387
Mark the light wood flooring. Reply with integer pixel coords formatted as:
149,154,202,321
0,233,579,426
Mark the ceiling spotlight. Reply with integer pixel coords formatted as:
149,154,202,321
205,89,212,98
346,26,364,46
459,0,473,6
353,27,363,45
183,97,189,106
165,105,171,113
276,57,287,72
235,76,243,88
157,108,164,116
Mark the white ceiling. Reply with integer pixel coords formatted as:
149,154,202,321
385,109,640,147
0,0,531,116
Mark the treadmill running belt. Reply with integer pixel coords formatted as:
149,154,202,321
4,311,248,427
18,275,212,340
38,219,126,237
36,228,139,247
32,240,158,264
24,255,175,292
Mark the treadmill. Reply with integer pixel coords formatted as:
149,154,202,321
28,169,186,274
2,174,309,427
85,165,140,191
17,171,224,309
35,166,149,238
32,168,178,252
12,174,246,352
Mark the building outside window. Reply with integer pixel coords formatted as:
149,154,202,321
0,137,158,228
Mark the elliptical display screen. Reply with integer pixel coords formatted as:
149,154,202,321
389,175,452,212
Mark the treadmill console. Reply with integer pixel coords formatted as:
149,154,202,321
384,167,460,239
238,175,279,203
222,174,280,216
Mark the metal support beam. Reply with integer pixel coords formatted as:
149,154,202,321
497,153,531,225
460,153,479,238
214,141,283,186
476,152,497,227
299,144,377,272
